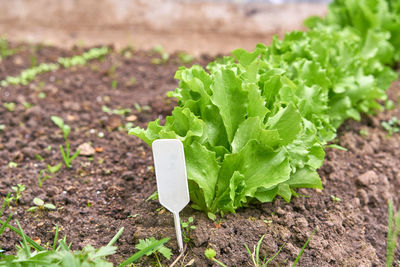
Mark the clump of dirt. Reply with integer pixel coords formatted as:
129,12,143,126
0,43,399,266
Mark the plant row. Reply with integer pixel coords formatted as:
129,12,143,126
130,0,400,216
0,46,109,87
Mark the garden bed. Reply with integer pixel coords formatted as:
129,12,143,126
0,42,399,266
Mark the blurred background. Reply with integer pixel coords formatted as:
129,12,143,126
0,0,330,55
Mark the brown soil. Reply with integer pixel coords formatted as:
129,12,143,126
0,43,399,266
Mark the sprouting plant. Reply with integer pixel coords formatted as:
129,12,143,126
27,198,56,212
0,124,5,131
133,103,150,112
146,191,158,201
0,36,16,59
181,217,196,243
386,199,400,267
205,248,227,267
152,45,169,64
3,102,15,112
102,105,131,116
111,80,118,89
51,116,80,168
244,235,286,267
47,162,62,174
8,161,17,168
3,192,13,207
127,77,136,86
382,117,400,136
134,237,172,266
178,52,194,64
292,230,316,267
38,169,52,187
330,195,341,202
359,129,369,137
11,184,25,204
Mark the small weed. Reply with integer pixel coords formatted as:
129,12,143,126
330,195,341,202
47,162,62,174
181,217,196,243
359,129,369,137
0,36,17,59
27,197,56,212
38,92,46,99
134,237,172,266
146,191,158,201
35,153,44,161
178,52,194,64
382,117,400,136
11,184,25,204
152,45,169,64
245,235,286,266
292,230,316,266
385,100,395,110
38,169,52,187
205,248,227,267
102,105,131,116
0,124,5,131
8,162,17,168
51,116,80,168
111,80,118,89
23,102,33,109
3,102,16,112
127,77,136,86
133,103,150,112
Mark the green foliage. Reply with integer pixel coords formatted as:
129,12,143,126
27,198,56,212
382,116,400,136
180,217,196,243
386,200,400,267
130,0,400,215
11,184,25,204
244,235,286,266
38,169,52,187
3,102,15,112
130,237,171,266
0,46,109,87
51,116,80,168
204,248,227,267
0,36,17,59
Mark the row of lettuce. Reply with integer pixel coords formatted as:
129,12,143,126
130,0,400,217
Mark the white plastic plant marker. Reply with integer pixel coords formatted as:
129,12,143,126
152,139,190,252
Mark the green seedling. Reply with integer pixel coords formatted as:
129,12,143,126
134,237,172,266
38,92,46,99
11,184,25,204
23,102,33,109
385,100,395,110
3,193,13,208
248,235,286,266
102,105,131,116
47,162,62,174
51,116,80,168
3,102,15,112
8,161,17,168
386,199,400,267
35,154,44,161
38,169,52,187
152,45,169,64
178,52,194,64
111,80,118,89
127,77,136,86
133,103,150,112
205,248,227,267
0,36,17,59
118,238,169,267
0,124,5,131
359,129,369,137
330,195,341,202
382,117,400,136
146,191,158,201
292,230,316,266
30,55,37,67
1,47,109,87
181,217,196,243
27,198,56,212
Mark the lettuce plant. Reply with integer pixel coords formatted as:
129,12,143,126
130,0,400,216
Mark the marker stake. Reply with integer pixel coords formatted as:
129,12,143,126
152,139,190,252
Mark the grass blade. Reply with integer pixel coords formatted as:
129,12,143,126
52,225,59,251
0,213,13,236
118,237,169,267
107,227,124,247
0,219,45,251
16,220,31,258
292,229,316,267
386,199,400,267
265,241,286,265
255,235,265,266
